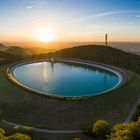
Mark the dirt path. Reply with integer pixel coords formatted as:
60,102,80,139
1,120,82,134
124,95,140,123
124,72,140,123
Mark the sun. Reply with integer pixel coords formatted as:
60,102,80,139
35,28,56,42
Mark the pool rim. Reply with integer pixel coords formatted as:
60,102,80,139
6,58,127,100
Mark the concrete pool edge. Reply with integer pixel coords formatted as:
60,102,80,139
6,58,127,100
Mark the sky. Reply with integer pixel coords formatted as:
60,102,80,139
0,0,140,42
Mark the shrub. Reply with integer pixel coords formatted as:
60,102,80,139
0,128,5,139
21,126,32,131
109,122,140,140
109,124,133,140
7,133,31,140
73,138,81,140
0,127,31,140
13,126,20,130
92,120,110,137
13,126,32,131
0,128,5,135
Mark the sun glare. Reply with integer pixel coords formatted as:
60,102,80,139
35,28,56,42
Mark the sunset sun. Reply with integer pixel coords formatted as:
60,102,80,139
35,28,56,42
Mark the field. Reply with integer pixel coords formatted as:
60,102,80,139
0,64,140,129
0,45,140,139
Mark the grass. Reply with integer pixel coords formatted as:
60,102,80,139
0,121,92,140
1,44,140,139
0,65,140,131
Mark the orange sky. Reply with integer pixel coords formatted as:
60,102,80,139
0,0,140,43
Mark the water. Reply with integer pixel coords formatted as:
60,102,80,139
13,61,119,97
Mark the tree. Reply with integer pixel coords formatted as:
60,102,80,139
0,128,5,139
109,124,133,140
109,122,140,140
0,128,31,140
7,133,31,140
92,120,110,137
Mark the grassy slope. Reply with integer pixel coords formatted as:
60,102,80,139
0,65,140,129
51,45,140,74
1,45,140,139
0,121,93,140
0,51,22,64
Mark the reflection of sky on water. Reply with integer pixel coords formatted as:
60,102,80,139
13,62,119,97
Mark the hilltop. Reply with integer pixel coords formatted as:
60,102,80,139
1,43,140,74
50,44,140,73
0,43,9,51
0,44,140,140
0,43,56,59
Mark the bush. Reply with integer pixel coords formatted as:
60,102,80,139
0,128,5,139
0,128,5,135
0,127,31,140
7,133,31,140
92,120,110,137
109,123,133,140
109,122,140,140
73,138,81,140
13,125,32,131
82,117,140,139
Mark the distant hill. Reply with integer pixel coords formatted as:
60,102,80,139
50,45,140,73
0,51,22,64
0,43,56,63
5,46,30,58
1,43,140,73
0,43,5,47
0,43,9,51
5,46,26,54
0,44,24,63
0,43,53,58
2,44,55,57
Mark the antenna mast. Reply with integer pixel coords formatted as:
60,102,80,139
105,33,108,46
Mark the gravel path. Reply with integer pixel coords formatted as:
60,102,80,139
124,95,140,123
1,120,82,134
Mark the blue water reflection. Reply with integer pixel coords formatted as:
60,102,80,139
13,62,119,97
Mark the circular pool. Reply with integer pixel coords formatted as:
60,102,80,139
8,59,127,98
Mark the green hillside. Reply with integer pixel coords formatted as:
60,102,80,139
5,46,25,54
0,51,22,64
5,46,29,58
0,43,55,58
51,45,140,73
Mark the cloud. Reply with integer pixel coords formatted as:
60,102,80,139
135,15,140,18
70,10,140,23
112,22,134,26
67,21,135,36
38,0,48,5
28,0,48,5
26,0,48,9
26,6,33,9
